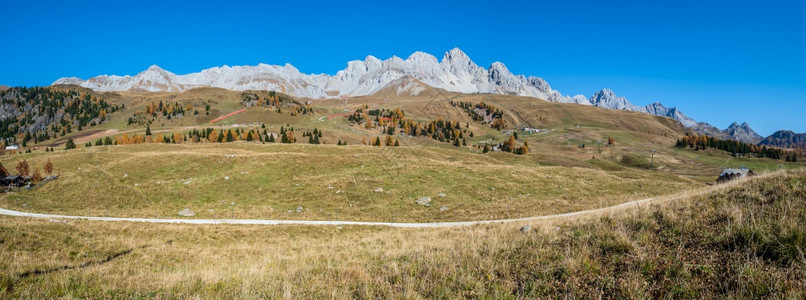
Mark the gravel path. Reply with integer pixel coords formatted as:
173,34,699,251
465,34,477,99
0,197,655,228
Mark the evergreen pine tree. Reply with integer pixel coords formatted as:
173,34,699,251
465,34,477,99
146,125,152,136
64,138,76,150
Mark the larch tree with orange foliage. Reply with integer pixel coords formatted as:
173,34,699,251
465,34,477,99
44,159,53,176
15,160,30,177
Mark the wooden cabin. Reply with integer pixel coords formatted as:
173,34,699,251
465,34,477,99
717,168,754,183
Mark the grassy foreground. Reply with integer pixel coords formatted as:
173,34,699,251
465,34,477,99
1,170,803,298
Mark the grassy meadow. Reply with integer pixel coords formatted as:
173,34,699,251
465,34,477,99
2,86,804,298
0,142,698,222
1,170,803,298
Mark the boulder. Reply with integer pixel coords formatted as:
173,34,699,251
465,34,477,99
178,208,195,217
436,193,446,198
374,187,384,193
520,225,532,233
439,206,449,212
415,197,431,206
296,206,304,213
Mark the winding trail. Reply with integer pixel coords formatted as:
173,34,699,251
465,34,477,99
0,197,656,228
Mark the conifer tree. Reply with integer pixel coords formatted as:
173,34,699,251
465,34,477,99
65,138,76,150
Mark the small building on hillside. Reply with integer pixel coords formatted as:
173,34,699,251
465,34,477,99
3,175,26,187
717,168,754,183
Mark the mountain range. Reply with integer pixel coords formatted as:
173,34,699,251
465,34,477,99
53,48,761,142
759,130,806,150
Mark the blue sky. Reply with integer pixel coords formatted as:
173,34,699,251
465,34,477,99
1,0,804,135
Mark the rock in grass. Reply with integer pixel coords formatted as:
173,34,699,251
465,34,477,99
178,208,195,217
375,187,384,193
436,193,446,198
439,206,449,212
520,225,532,233
296,206,304,213
415,197,431,206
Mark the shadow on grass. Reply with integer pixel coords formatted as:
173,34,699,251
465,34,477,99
16,240,172,279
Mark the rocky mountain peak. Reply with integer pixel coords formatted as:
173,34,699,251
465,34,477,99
443,47,469,62
52,48,751,133
724,122,763,144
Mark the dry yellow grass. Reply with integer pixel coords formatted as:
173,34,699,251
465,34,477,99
0,170,802,298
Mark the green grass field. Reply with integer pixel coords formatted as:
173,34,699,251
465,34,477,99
0,142,700,222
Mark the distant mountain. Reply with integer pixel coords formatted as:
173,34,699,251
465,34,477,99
54,48,585,103
0,85,9,92
689,122,764,144
759,130,806,150
54,48,757,135
724,122,764,144
588,89,698,127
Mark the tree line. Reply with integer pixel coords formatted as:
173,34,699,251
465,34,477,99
242,91,312,116
80,124,330,147
675,133,786,159
348,106,469,147
0,87,122,146
450,100,507,130
128,100,206,126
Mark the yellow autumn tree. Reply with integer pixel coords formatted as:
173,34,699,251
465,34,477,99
208,129,219,143
44,159,53,176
